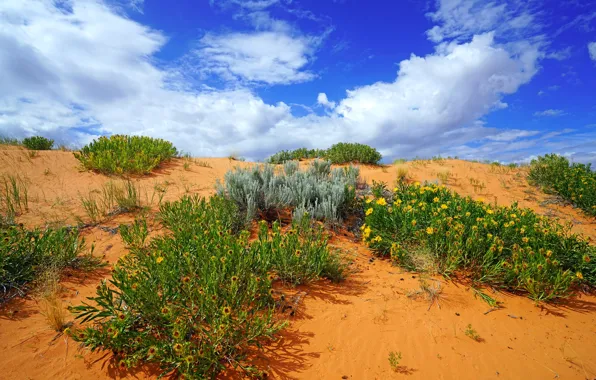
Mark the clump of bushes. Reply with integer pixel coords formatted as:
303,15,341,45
325,142,382,165
528,154,596,217
70,195,344,378
361,182,595,301
217,160,360,224
22,136,54,150
1,225,99,304
74,135,178,176
267,143,382,165
267,148,327,164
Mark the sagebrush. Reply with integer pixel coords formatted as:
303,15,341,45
217,160,360,224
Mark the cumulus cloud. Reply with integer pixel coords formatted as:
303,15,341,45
195,31,316,85
317,93,336,108
2,0,591,164
534,109,566,117
589,42,596,60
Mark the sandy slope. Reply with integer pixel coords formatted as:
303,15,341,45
1,148,595,379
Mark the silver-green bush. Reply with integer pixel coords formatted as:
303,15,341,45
216,160,359,224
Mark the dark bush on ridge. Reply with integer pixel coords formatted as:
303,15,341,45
22,136,54,150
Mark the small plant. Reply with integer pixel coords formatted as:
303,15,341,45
196,160,212,168
80,180,142,224
36,268,68,331
465,324,482,342
0,175,28,225
22,136,54,150
396,166,409,183
44,168,51,176
407,278,443,310
28,150,38,158
436,170,450,185
74,135,178,175
0,137,21,146
388,351,402,372
469,177,486,193
393,158,408,165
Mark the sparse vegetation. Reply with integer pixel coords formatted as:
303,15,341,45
362,182,596,301
217,160,360,225
0,175,28,226
528,154,596,217
74,135,178,175
22,136,54,150
69,195,345,378
388,351,402,371
465,324,481,342
80,180,142,224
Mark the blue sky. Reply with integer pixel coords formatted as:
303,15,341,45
0,0,595,163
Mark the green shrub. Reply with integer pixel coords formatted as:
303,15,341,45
69,195,344,378
361,182,595,302
216,160,359,224
528,154,596,217
267,143,381,165
267,148,327,164
73,135,178,175
22,136,54,150
1,225,99,304
325,142,382,165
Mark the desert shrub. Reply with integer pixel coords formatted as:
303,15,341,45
22,136,54,150
361,182,595,301
74,135,178,175
0,225,99,304
216,160,359,224
325,142,382,165
267,148,327,164
528,154,596,217
70,195,344,378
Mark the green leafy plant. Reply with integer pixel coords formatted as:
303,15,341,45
80,180,142,224
73,135,178,175
22,136,54,150
528,154,596,217
69,195,344,378
361,182,595,302
1,225,100,304
0,175,28,226
325,142,382,165
267,148,327,164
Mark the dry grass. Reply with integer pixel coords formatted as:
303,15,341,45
407,277,443,310
36,269,68,332
395,165,409,183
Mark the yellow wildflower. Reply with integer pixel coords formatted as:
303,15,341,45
426,227,434,235
376,198,387,206
366,208,373,216
441,204,448,210
156,256,164,264
576,272,583,280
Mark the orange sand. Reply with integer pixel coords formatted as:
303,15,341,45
1,149,595,379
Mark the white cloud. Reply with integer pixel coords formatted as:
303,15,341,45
195,31,317,85
589,42,596,60
426,0,540,43
534,109,566,117
317,93,336,108
4,0,590,164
